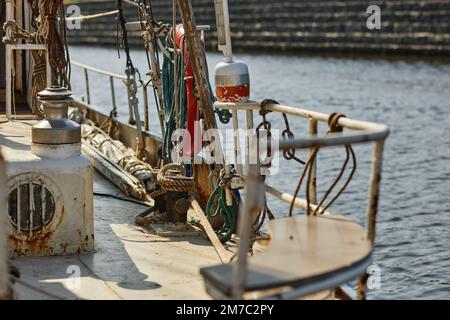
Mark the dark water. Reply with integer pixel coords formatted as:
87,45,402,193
69,46,450,299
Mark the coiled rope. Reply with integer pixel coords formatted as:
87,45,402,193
157,163,193,193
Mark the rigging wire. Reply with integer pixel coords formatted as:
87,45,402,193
116,0,135,72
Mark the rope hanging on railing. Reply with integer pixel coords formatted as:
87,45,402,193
205,167,240,243
289,112,357,216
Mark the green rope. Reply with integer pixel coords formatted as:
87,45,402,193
205,169,239,243
162,38,187,161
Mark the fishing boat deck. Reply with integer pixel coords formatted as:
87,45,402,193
1,119,220,300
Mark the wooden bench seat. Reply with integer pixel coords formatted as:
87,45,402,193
200,214,372,299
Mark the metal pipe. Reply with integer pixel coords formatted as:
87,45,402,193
5,45,51,120
5,0,12,120
356,141,385,300
308,119,318,208
45,50,52,87
232,164,264,299
245,109,254,174
109,76,117,117
232,109,243,175
71,61,127,80
5,47,12,120
214,100,387,133
278,130,388,150
265,185,332,216
367,140,385,243
83,69,91,105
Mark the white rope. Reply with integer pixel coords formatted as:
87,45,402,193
65,10,118,22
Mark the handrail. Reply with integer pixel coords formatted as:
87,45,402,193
71,60,135,119
71,60,127,81
218,100,389,300
214,100,388,134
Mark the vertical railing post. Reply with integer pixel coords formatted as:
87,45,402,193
5,47,12,120
308,119,318,212
367,140,385,243
84,69,91,105
245,109,254,174
232,160,264,299
109,76,117,117
45,49,52,87
5,0,13,120
232,109,243,175
357,139,385,300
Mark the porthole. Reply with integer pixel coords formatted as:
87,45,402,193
7,182,56,231
6,173,63,241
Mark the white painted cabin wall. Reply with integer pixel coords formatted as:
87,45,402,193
0,152,9,298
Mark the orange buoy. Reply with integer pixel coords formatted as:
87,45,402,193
214,59,250,103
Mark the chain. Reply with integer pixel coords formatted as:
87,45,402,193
255,99,276,169
281,113,306,165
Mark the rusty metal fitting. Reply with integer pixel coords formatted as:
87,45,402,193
328,112,347,133
259,99,278,117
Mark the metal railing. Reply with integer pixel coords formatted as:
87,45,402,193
70,60,155,129
71,60,126,117
214,100,389,299
70,60,153,159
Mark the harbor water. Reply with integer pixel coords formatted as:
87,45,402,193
69,45,450,299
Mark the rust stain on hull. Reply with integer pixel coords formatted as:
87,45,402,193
8,207,67,256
